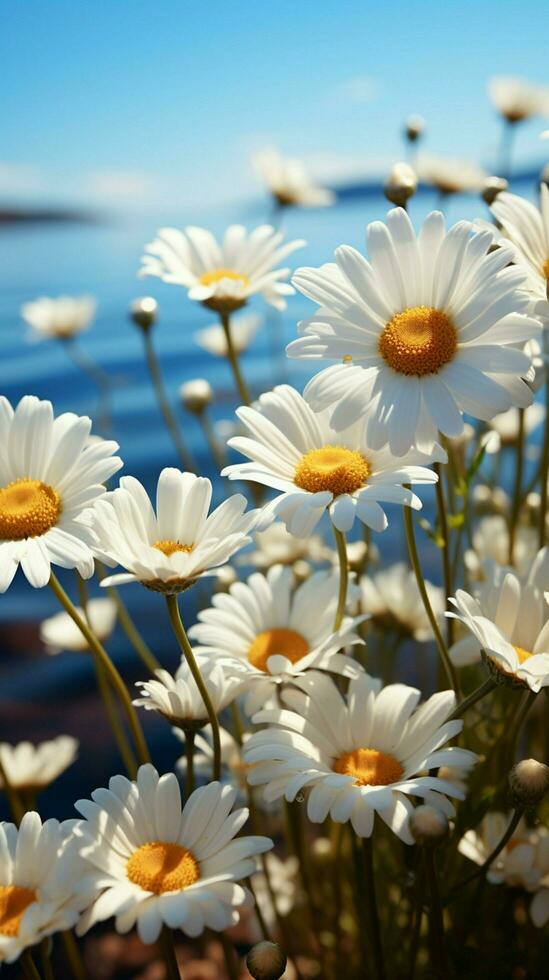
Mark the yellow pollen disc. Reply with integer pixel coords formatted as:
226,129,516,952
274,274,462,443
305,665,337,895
153,539,193,557
0,478,60,541
379,306,457,377
0,885,37,937
333,747,404,786
513,645,533,664
294,445,370,496
126,842,200,894
199,268,250,289
542,258,549,280
248,628,309,673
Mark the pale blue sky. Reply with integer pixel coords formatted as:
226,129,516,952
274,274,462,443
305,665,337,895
3,0,549,208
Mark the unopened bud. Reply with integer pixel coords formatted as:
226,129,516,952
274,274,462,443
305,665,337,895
409,805,449,846
404,115,425,143
213,564,237,593
293,559,311,583
129,297,157,332
481,175,509,206
179,378,213,414
509,759,549,808
246,941,287,980
384,162,417,208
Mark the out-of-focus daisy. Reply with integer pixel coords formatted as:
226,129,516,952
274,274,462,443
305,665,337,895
359,563,445,641
222,384,440,535
238,523,332,570
487,403,545,450
417,154,486,196
489,76,549,124
464,515,539,579
491,186,549,313
176,726,247,789
92,468,259,594
40,597,117,655
449,549,549,689
288,208,540,455
189,565,364,715
253,148,335,209
0,395,122,591
133,658,244,729
74,765,272,943
194,313,262,357
250,853,300,931
244,672,476,843
0,812,85,964
404,115,425,143
0,737,78,795
139,225,304,313
21,295,96,342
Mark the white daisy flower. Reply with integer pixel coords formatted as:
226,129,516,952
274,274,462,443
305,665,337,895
491,186,549,313
0,737,78,795
40,597,117,655
416,154,486,196
449,549,549,689
133,657,244,728
0,395,122,592
287,208,540,455
139,224,304,313
359,563,445,642
488,403,545,447
189,565,365,716
489,76,549,124
0,812,85,964
194,313,262,357
21,295,96,342
253,148,335,208
222,384,440,535
74,765,272,944
250,852,300,930
464,515,539,580
244,672,477,843
92,468,259,594
237,523,333,570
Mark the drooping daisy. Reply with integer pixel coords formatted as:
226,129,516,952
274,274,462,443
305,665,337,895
0,812,85,964
359,563,445,642
416,154,486,196
92,468,259,593
489,76,549,124
194,313,262,357
0,737,78,796
133,657,244,729
189,565,365,715
139,225,304,313
244,672,476,843
449,549,549,688
253,148,335,209
0,395,122,591
287,208,540,455
40,597,117,655
222,384,440,535
74,765,272,943
491,185,549,312
21,295,96,342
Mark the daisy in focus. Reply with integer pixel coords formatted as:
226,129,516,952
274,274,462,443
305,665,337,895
92,468,259,593
491,185,549,312
287,208,540,455
0,737,78,797
133,657,244,729
489,76,549,124
244,672,476,842
189,565,365,715
253,148,335,209
21,295,96,341
139,224,304,313
0,395,122,591
74,765,272,943
359,563,445,642
222,384,441,535
40,597,117,654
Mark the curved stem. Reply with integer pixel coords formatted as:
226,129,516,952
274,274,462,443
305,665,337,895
142,330,196,472
447,675,497,722
424,849,448,975
159,926,181,979
61,930,88,980
49,572,150,772
165,595,221,780
403,507,459,694
333,527,348,631
508,408,525,564
435,463,454,646
220,312,252,406
40,940,55,980
107,584,160,674
361,836,386,980
449,809,523,899
92,644,138,776
21,951,43,980
218,931,239,980
185,729,195,798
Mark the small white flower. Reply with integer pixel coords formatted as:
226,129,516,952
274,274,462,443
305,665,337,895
40,598,117,655
464,514,539,579
384,162,417,207
0,737,78,794
244,672,477,843
139,224,304,313
0,395,122,592
92,468,259,593
222,384,440,536
189,565,365,715
253,148,335,208
491,185,549,314
488,403,545,447
74,765,272,943
194,313,262,357
237,523,333,569
21,295,96,342
360,563,445,641
250,852,300,930
489,76,549,124
133,658,244,727
417,154,486,195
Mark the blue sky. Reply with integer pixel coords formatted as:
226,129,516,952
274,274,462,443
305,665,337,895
3,0,549,209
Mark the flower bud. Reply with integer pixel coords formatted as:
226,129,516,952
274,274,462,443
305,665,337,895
213,564,238,593
129,297,157,332
481,175,509,206
509,759,549,808
246,941,287,980
409,805,449,846
179,378,213,414
404,114,425,143
384,162,417,208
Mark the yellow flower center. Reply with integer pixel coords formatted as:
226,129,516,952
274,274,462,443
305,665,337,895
0,885,37,937
294,445,370,496
513,645,533,664
542,258,549,280
0,479,60,541
248,628,310,673
379,306,457,376
199,268,250,290
153,539,193,557
126,842,200,894
333,748,404,786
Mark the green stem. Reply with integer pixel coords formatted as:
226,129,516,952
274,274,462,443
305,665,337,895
159,926,181,979
218,931,239,980
435,463,454,646
40,940,55,980
107,584,160,674
362,836,386,980
165,595,221,780
407,855,425,980
447,675,497,722
0,756,25,824
63,339,112,435
246,875,273,942
20,951,43,980
333,527,348,632
424,849,449,975
508,408,525,564
199,412,226,471
143,329,196,472
49,572,150,773
220,312,252,406
539,373,549,550
61,930,88,980
185,729,195,798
